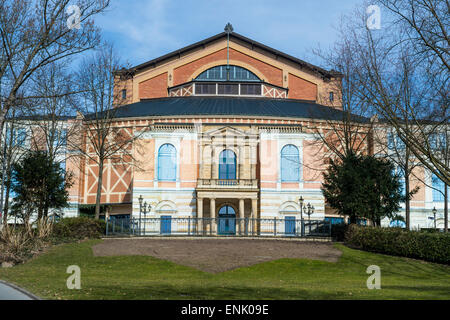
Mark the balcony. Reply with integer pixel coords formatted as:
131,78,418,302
197,179,258,190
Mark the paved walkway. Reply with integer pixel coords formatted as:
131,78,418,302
0,280,39,300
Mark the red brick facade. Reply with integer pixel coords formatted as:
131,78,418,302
173,48,283,87
288,73,317,101
139,72,168,99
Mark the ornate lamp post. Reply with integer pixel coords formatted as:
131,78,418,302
298,196,304,220
142,201,148,235
305,203,315,235
138,195,143,235
432,206,437,230
306,203,315,222
299,197,315,236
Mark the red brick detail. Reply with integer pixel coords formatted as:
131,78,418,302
288,73,317,101
139,72,168,99
173,48,283,86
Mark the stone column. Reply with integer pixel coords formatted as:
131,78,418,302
251,143,257,180
197,197,203,235
211,146,216,179
239,198,245,235
210,198,216,235
252,198,258,235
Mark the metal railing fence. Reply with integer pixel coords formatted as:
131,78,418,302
105,216,331,238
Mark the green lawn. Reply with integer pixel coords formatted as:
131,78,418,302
0,240,449,300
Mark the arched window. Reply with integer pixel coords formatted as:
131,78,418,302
219,149,236,180
218,205,236,216
158,144,177,181
393,166,406,199
281,144,300,182
432,173,445,202
196,65,261,82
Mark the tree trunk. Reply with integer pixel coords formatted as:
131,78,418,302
405,172,410,230
95,159,104,220
445,183,448,233
404,149,411,230
3,176,11,222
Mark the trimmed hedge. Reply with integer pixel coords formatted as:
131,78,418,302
344,224,450,264
52,217,106,240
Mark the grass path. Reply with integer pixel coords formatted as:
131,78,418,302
0,240,449,299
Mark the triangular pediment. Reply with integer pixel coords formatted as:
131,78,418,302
204,126,249,138
123,32,334,80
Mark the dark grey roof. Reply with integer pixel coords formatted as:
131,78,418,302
85,96,370,123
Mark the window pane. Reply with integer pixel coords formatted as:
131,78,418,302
219,149,236,180
240,84,261,95
281,145,300,182
218,84,238,95
158,144,177,181
196,65,260,82
195,83,216,95
17,128,26,146
432,173,445,202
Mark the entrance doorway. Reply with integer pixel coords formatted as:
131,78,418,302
218,205,236,235
285,216,296,236
160,216,172,234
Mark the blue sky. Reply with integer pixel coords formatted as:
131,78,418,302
94,0,365,68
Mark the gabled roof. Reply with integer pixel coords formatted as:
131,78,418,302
84,96,369,123
117,32,341,80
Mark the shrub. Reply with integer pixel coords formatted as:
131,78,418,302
52,217,106,241
331,223,348,241
344,224,450,264
0,223,52,264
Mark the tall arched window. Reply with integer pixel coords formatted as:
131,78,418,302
281,144,300,182
158,144,177,181
219,149,236,180
432,173,445,202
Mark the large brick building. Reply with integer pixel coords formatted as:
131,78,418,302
5,29,447,232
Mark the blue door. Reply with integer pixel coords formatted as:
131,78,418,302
218,205,236,235
285,217,296,236
160,216,172,234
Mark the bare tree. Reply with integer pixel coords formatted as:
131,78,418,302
71,44,146,220
0,0,110,148
376,0,449,74
0,106,30,224
348,0,449,185
373,122,421,229
24,62,79,162
331,1,449,230
310,19,376,164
